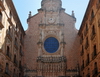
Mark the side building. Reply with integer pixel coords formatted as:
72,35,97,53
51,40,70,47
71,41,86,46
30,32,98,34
79,0,100,77
0,0,25,77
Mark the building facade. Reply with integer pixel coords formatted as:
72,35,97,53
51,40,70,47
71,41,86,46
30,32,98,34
24,0,80,77
2,0,100,77
78,0,100,77
0,0,25,77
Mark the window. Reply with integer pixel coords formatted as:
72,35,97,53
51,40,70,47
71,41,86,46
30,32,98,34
81,60,84,71
92,45,97,60
8,26,11,33
19,61,21,68
6,63,8,68
6,46,9,56
9,26,10,31
14,38,18,49
0,29,2,44
87,54,89,63
86,24,88,31
16,24,18,29
20,34,22,40
15,38,17,45
99,0,100,3
9,11,12,18
44,37,59,53
0,12,2,22
83,60,84,67
93,45,97,56
91,10,94,20
91,25,96,40
83,72,84,77
98,19,100,26
13,69,16,76
84,24,88,36
14,55,16,64
81,34,83,40
14,69,15,73
20,46,21,52
85,37,89,49
86,54,89,65
92,62,98,76
86,37,88,45
20,46,23,56
19,73,21,77
5,63,9,74
15,38,17,42
1,0,4,2
81,46,84,56
94,62,97,68
80,34,83,44
92,25,95,35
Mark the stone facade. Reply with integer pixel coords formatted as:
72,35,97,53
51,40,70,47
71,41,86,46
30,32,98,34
24,0,80,77
78,0,100,77
0,0,25,77
2,0,100,77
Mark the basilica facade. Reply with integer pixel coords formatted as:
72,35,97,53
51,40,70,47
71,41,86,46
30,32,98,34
24,0,80,77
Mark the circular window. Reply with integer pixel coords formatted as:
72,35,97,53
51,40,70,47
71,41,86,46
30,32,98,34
44,37,59,53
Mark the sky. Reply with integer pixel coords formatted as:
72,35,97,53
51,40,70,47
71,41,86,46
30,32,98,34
12,0,89,30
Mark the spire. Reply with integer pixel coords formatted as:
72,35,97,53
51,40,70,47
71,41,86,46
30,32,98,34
28,11,32,18
72,11,76,22
27,11,32,23
72,11,75,18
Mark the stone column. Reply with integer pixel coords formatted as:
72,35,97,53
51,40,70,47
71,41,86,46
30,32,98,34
37,32,42,56
61,44,64,56
37,42,42,56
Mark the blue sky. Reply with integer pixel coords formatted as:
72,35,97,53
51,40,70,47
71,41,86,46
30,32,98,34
12,0,89,30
